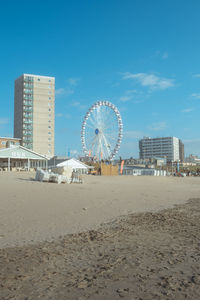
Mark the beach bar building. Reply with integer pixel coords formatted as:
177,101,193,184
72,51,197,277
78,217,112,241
0,145,48,171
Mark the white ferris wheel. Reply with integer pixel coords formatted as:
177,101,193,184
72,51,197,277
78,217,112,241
81,101,123,160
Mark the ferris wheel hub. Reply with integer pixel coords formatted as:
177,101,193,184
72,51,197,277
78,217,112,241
95,128,99,135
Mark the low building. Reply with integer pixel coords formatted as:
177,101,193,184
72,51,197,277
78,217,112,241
0,137,21,149
185,154,200,165
122,165,166,176
48,156,68,167
0,145,48,171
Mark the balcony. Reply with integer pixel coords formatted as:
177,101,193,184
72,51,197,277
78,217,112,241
24,89,33,94
23,124,32,129
24,95,33,100
23,101,32,106
23,137,33,143
23,107,33,112
24,83,33,88
23,112,32,117
24,77,34,82
23,119,32,124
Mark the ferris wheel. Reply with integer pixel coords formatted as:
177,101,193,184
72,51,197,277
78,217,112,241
81,101,123,160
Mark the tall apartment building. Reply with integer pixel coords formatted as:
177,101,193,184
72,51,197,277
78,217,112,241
139,137,184,162
14,74,55,157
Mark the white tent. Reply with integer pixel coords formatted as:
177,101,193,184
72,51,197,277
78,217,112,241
57,158,89,174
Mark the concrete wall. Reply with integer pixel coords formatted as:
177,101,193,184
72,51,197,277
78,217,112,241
32,76,55,157
14,77,24,139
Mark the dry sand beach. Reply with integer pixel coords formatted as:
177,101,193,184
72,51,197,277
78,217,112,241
1,172,200,299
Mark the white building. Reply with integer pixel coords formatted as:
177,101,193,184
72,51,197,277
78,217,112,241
139,137,183,162
14,74,55,157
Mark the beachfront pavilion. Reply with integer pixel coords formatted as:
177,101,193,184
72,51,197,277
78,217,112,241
0,145,48,171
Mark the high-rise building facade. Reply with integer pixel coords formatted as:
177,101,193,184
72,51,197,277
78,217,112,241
14,74,55,157
139,137,184,162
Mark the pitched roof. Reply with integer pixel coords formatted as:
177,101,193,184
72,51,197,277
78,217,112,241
57,158,89,169
0,146,48,160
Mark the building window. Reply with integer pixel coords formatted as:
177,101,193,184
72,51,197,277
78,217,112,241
1,141,6,145
48,138,51,141
48,132,51,135
48,126,51,129
49,97,51,100
48,109,51,112
38,78,40,81
49,80,51,82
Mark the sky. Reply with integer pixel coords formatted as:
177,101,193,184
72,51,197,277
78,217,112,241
0,0,200,158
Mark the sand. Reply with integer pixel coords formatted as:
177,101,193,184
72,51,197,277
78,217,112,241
1,172,200,299
1,198,200,299
0,172,200,248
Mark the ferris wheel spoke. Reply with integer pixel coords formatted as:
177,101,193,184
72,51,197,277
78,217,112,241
100,135,105,158
97,135,103,159
103,134,117,143
86,135,97,150
103,135,116,151
101,129,116,138
86,123,96,130
102,133,111,157
102,110,115,127
103,121,117,130
102,120,117,131
87,117,97,128
90,135,99,154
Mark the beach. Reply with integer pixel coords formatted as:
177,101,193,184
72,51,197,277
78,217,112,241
1,173,200,299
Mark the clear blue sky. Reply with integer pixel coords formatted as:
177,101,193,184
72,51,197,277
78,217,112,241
0,0,200,158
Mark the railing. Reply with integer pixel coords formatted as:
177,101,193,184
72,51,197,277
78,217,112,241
24,89,33,94
23,126,33,130
24,77,34,82
23,120,32,124
24,95,33,100
23,138,33,142
23,113,32,117
24,83,33,88
23,107,33,112
23,101,32,106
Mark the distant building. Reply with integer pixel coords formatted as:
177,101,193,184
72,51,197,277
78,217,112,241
139,137,184,162
48,156,68,167
185,154,200,165
0,137,21,150
179,139,184,162
14,74,55,157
